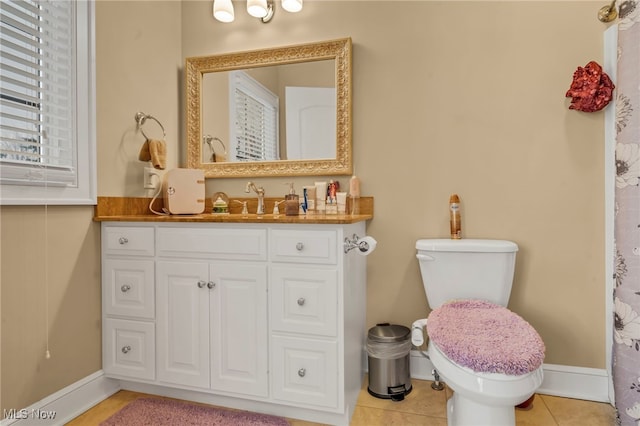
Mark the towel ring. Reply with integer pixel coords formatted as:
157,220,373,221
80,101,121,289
135,112,166,140
203,135,227,162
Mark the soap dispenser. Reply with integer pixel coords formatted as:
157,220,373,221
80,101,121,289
284,183,299,216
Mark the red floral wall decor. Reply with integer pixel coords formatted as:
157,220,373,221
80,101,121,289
565,61,615,112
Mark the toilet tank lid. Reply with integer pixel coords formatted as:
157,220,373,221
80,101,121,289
416,239,518,253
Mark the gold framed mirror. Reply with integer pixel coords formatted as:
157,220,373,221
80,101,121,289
185,38,352,178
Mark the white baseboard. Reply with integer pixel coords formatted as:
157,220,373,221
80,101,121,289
536,363,610,403
408,350,611,403
1,371,120,426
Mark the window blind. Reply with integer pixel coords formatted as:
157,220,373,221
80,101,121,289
230,71,279,162
0,0,76,187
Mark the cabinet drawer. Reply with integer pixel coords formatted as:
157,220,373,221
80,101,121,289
103,226,154,256
271,336,339,409
270,229,337,264
103,259,154,319
103,318,155,381
157,227,267,260
270,266,337,336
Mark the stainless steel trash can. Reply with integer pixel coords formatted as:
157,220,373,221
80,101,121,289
367,323,412,401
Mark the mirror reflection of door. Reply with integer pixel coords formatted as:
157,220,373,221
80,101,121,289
285,86,336,160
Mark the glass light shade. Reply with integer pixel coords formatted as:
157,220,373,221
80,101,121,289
247,0,268,18
282,0,303,13
213,0,234,22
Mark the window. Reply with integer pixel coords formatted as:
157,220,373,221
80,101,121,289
229,71,279,162
0,0,95,205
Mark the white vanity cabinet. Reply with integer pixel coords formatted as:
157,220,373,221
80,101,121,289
100,220,367,426
269,229,341,409
102,226,156,381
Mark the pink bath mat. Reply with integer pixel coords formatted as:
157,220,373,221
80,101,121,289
99,397,290,426
427,299,545,375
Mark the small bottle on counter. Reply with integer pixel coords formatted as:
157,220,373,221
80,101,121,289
349,175,360,215
315,181,327,214
349,175,360,197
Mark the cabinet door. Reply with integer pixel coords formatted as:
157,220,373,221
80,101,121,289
157,261,210,388
209,262,268,397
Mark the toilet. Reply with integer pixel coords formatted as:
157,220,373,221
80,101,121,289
412,239,545,426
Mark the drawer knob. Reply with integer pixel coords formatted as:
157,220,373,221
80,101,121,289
121,345,132,354
207,281,216,289
120,284,131,293
296,242,304,251
118,237,129,245
197,280,207,288
298,368,306,377
297,297,305,306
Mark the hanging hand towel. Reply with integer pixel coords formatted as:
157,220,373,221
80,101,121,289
138,139,166,170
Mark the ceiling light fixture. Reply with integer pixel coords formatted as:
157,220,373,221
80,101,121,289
213,0,302,24
281,0,302,13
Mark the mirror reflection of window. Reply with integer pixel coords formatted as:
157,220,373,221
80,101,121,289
229,71,279,162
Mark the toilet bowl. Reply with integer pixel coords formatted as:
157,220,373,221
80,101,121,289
427,299,544,426
412,239,545,426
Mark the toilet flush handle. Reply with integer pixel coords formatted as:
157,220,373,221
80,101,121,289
416,253,435,261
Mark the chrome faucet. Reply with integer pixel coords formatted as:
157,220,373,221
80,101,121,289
244,181,265,214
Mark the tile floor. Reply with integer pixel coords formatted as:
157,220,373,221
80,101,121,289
67,377,617,425
342,378,616,426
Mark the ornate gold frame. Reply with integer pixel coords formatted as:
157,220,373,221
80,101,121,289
185,38,352,178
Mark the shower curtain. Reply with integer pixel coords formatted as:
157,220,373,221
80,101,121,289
613,4,640,425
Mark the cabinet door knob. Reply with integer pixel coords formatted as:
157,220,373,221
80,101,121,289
298,368,306,377
118,237,129,245
297,297,305,306
197,280,207,288
207,281,216,289
120,284,131,293
121,345,131,354
296,242,304,251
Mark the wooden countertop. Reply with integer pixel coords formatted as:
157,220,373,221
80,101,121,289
94,196,373,224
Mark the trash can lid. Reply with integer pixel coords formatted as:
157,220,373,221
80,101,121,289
368,323,411,343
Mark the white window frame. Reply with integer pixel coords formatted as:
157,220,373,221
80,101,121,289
0,0,96,205
228,70,279,162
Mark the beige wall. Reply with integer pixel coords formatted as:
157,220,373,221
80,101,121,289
0,206,101,412
97,1,183,195
0,0,610,413
182,1,608,368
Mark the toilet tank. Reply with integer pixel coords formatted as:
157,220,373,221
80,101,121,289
415,239,518,309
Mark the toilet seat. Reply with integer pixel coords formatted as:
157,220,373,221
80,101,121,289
426,299,545,375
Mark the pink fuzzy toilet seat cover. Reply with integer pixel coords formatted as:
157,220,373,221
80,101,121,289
426,299,545,375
